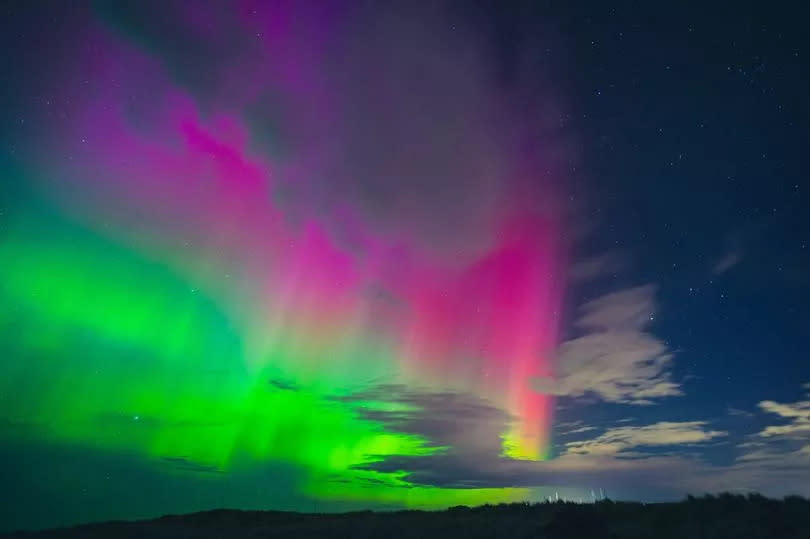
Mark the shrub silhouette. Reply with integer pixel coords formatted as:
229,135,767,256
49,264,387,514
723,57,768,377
4,494,809,538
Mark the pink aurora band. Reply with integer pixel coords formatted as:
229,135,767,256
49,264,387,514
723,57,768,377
28,1,568,462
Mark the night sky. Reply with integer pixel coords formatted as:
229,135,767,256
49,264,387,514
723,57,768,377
1,0,809,532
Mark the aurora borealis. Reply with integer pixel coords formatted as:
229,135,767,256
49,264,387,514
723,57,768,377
4,0,810,532
1,0,566,522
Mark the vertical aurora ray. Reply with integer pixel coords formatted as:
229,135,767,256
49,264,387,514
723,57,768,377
0,2,568,511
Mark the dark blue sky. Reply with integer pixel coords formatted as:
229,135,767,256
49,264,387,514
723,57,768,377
465,0,809,492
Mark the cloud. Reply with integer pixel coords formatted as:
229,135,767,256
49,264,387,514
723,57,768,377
533,285,682,404
680,448,810,497
759,399,810,420
712,251,742,275
340,385,538,489
340,385,720,493
756,389,810,438
727,407,755,418
360,442,705,491
360,414,726,492
554,420,586,430
268,378,300,392
568,251,626,282
161,457,222,474
679,384,810,497
564,422,727,456
574,285,658,331
566,426,598,435
693,442,810,497
337,385,513,456
348,383,810,498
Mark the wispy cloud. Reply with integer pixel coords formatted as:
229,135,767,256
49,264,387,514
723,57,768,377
161,456,223,474
756,388,810,438
712,251,742,275
268,378,300,392
728,407,755,418
533,285,681,404
568,251,626,282
564,422,727,456
566,426,599,435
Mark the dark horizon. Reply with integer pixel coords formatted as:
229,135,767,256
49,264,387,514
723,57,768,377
6,494,810,538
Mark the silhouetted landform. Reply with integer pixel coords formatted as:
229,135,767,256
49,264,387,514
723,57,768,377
4,494,810,539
